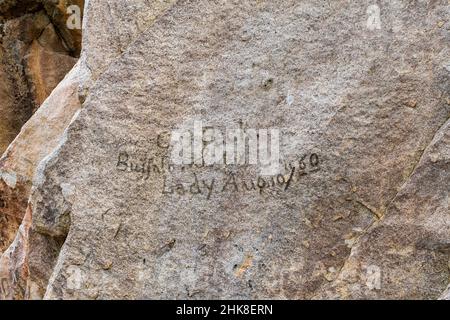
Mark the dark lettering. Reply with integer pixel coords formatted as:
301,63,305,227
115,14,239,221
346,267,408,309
117,152,129,171
284,166,296,191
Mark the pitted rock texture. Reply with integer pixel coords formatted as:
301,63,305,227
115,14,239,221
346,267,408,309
0,1,82,255
0,46,16,153
317,118,450,299
1,0,450,300
0,0,177,299
0,1,81,155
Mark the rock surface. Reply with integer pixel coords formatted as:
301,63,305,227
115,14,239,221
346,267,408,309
1,0,449,300
0,0,176,299
0,1,80,156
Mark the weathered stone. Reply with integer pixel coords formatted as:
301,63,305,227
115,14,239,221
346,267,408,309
0,1,81,253
17,0,447,300
440,284,450,300
0,5,79,255
0,0,41,18
0,207,31,299
0,46,17,153
317,119,450,299
0,61,82,258
0,177,29,253
0,8,78,155
41,0,84,56
0,12,47,155
1,0,449,300
25,40,78,106
0,0,176,299
0,61,83,299
79,0,176,99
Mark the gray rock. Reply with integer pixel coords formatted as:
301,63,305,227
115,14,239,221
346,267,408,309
4,0,450,299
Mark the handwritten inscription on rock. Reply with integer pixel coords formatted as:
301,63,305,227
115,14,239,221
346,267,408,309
114,132,321,200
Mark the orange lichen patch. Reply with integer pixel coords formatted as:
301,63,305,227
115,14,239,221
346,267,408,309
235,254,253,277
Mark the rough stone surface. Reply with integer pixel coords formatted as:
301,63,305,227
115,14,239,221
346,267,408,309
0,0,177,299
25,39,78,106
317,118,450,299
0,4,79,156
79,0,176,99
0,1,83,256
41,0,84,56
1,0,450,300
0,46,17,153
440,284,450,300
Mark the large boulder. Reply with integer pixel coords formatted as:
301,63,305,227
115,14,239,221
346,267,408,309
0,0,176,299
15,0,448,300
0,5,78,156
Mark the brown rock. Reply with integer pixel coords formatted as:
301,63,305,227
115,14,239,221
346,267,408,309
0,206,31,299
0,47,17,153
0,0,176,299
25,40,77,106
41,0,84,56
318,119,450,299
0,9,78,155
0,60,82,262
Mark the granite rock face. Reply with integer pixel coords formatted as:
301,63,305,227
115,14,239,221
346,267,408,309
0,0,172,256
0,0,176,299
0,1,81,254
1,0,449,300
317,118,450,299
0,1,80,155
